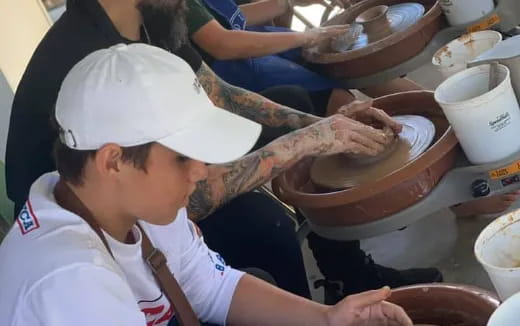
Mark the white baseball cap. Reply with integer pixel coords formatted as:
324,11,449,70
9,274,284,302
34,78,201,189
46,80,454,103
55,43,261,164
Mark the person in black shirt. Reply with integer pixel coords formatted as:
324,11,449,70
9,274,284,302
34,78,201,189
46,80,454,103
6,0,442,301
7,0,323,217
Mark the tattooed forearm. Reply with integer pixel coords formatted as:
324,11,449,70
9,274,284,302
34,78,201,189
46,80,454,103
187,128,314,221
195,62,319,130
188,180,214,220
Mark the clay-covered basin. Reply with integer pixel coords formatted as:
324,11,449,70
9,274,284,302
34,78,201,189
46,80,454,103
388,283,500,325
271,91,459,226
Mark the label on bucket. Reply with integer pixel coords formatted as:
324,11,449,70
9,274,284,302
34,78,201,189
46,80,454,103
489,160,520,180
467,14,501,33
489,112,512,133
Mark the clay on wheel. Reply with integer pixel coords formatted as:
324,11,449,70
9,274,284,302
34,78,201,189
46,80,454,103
310,115,435,190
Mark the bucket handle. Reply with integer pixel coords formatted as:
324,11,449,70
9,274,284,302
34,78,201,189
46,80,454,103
467,59,500,69
466,60,502,91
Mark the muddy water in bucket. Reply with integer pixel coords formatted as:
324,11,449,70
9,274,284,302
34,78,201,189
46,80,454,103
434,64,520,164
475,209,520,300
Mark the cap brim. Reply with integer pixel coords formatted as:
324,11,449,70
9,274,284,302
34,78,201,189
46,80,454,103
157,107,262,164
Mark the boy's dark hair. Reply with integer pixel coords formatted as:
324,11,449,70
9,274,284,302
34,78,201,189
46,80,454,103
53,140,154,186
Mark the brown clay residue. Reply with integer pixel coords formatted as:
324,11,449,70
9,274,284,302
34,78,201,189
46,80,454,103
463,39,476,47
458,32,479,56
457,33,472,43
435,45,453,62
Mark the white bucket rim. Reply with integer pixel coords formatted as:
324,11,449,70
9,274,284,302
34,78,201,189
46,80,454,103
474,209,520,272
432,30,503,67
434,63,511,107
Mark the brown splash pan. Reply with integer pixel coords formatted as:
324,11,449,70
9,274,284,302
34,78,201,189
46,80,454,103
303,0,443,79
271,91,459,226
388,283,500,325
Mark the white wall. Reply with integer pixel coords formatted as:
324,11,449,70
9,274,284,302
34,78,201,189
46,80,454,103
0,72,13,161
0,0,51,160
0,0,51,91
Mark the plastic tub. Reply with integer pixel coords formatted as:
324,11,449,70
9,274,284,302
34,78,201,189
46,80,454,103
439,0,495,26
475,209,520,300
435,64,520,164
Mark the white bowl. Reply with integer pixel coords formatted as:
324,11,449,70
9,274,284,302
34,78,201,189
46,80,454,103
487,291,520,325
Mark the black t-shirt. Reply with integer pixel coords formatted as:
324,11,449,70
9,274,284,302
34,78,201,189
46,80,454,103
6,0,203,214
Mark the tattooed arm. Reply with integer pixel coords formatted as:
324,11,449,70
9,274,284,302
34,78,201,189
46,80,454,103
196,62,320,130
187,113,392,221
188,129,307,221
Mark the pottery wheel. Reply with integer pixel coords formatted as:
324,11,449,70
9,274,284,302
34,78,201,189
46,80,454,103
347,3,425,51
310,115,435,190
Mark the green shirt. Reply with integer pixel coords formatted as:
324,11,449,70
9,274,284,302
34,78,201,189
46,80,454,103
186,0,219,36
186,0,252,35
186,0,252,63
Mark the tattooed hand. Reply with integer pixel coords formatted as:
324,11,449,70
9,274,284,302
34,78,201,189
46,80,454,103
337,100,402,134
301,114,394,157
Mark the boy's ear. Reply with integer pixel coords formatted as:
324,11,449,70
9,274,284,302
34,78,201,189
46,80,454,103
94,143,124,177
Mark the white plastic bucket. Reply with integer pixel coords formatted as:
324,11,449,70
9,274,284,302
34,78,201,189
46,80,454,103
435,64,520,164
488,292,520,325
475,209,520,301
432,31,502,80
439,0,495,26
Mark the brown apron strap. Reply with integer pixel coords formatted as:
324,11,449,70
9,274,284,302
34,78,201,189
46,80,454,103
138,224,200,326
54,179,200,326
54,180,114,257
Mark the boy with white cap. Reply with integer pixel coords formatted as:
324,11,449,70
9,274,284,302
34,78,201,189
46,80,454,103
0,43,411,325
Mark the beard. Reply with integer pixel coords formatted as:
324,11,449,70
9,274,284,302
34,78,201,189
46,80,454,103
137,0,188,51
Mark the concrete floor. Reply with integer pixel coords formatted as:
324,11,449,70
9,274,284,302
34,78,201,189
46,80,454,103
40,2,514,304
302,211,509,302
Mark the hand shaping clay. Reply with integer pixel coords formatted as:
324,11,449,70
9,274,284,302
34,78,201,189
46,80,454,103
310,115,435,190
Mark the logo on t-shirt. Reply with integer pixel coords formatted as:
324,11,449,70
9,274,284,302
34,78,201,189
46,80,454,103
139,293,174,326
17,201,40,235
207,252,226,276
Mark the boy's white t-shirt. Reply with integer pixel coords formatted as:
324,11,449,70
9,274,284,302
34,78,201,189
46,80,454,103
0,172,244,326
